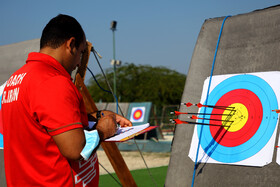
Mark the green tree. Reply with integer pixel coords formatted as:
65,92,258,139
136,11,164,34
87,63,186,109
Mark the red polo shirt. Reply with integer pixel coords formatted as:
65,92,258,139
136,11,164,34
2,52,98,186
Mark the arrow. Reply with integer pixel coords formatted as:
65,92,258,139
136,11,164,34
180,102,193,107
171,119,231,127
272,109,280,113
189,115,234,123
171,111,233,116
170,111,189,116
181,102,235,111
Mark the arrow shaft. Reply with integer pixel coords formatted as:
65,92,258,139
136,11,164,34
184,112,232,116
182,120,231,127
196,118,233,123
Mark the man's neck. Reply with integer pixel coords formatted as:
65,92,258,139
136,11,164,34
39,46,71,75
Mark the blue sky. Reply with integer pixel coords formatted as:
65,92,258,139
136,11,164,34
1,1,279,83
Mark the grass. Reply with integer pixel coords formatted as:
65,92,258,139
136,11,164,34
99,166,168,187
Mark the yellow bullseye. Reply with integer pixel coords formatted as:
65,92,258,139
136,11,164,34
135,111,141,118
222,103,248,132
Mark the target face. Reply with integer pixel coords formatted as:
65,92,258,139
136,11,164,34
133,109,143,120
189,72,280,166
130,107,145,123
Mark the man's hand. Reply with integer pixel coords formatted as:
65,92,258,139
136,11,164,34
90,110,132,141
102,111,132,128
96,114,117,141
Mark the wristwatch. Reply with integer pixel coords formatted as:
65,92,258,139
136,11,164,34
96,110,102,120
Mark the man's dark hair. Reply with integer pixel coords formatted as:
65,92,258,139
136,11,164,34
40,14,85,49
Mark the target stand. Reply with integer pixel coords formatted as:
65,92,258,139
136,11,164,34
126,102,152,126
166,6,280,187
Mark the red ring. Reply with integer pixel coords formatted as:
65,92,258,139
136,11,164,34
209,89,263,147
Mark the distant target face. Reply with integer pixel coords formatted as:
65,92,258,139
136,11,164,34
133,109,143,120
197,74,278,163
130,107,146,123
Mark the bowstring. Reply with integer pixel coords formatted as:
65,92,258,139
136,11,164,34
98,162,122,186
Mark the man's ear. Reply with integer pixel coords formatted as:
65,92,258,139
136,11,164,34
66,37,76,54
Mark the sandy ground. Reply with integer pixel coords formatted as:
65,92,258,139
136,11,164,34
97,150,171,175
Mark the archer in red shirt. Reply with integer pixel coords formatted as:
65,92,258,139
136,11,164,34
2,14,132,187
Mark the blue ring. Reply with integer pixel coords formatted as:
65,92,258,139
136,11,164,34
197,74,278,163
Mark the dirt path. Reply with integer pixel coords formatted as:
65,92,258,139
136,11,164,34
97,151,171,175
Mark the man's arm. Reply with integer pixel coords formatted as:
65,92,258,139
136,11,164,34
52,113,119,161
52,128,85,161
52,111,131,161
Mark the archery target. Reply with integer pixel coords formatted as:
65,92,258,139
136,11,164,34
130,107,145,123
189,72,280,166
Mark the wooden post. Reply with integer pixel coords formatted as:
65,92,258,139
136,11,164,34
74,42,137,187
